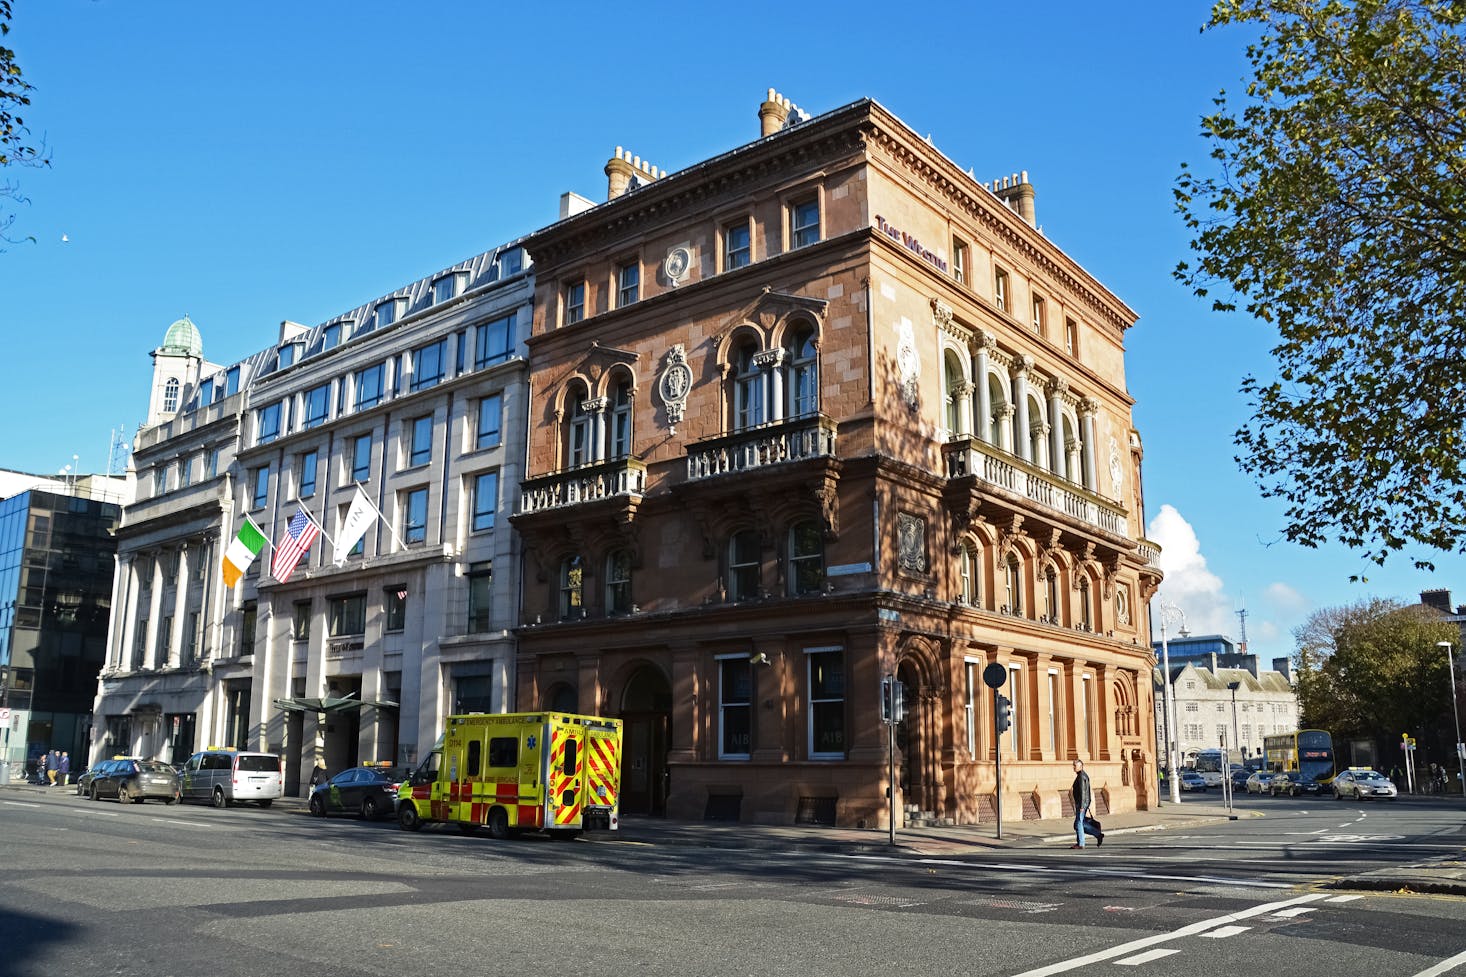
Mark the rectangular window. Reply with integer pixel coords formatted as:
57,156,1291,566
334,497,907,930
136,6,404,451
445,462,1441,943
320,323,342,352
1082,674,1092,754
158,615,173,662
402,487,428,544
474,313,514,368
617,261,640,307
292,601,311,641
953,238,969,284
251,466,269,509
1032,295,1046,336
472,471,498,532
153,467,167,496
807,648,845,758
198,378,214,407
719,657,752,759
434,274,463,304
178,456,192,488
278,344,297,369
205,448,219,479
225,366,240,397
488,736,518,768
411,340,446,391
303,384,330,429
184,611,199,663
476,394,502,450
454,330,466,375
384,587,406,633
1065,317,1078,356
297,450,318,498
327,594,365,637
256,402,282,444
467,562,492,633
994,268,1010,313
408,415,433,467
1048,671,1059,753
351,434,372,483
240,602,257,656
725,220,751,270
965,661,977,757
1007,667,1022,760
355,363,384,411
374,300,397,329
790,197,820,249
564,281,585,325
498,248,523,277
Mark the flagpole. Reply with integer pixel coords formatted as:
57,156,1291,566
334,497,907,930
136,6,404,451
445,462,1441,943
354,480,407,548
294,500,337,548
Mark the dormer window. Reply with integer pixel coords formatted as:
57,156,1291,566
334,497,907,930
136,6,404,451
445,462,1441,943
320,323,342,353
375,296,407,330
433,272,469,305
498,248,523,277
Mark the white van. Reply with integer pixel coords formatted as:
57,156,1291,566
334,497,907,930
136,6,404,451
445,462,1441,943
179,749,284,808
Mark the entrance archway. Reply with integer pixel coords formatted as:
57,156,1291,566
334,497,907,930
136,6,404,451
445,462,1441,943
620,665,671,816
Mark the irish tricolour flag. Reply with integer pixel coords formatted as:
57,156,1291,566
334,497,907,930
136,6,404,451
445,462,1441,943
221,515,267,588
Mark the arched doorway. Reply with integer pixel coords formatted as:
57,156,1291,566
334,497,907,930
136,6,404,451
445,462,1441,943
620,665,671,816
896,659,935,821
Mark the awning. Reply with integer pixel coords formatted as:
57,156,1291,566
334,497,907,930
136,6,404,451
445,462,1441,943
272,695,399,714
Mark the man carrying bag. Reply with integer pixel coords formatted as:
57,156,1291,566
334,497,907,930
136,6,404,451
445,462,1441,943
1070,759,1104,849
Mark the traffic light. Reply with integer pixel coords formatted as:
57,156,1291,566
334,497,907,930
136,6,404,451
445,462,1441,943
995,694,1012,734
881,677,906,724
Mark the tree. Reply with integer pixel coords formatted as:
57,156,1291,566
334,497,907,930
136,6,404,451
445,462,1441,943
1175,1,1466,570
1292,597,1458,758
1,0,47,247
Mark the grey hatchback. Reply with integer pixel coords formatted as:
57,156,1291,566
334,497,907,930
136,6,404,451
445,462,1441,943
89,758,180,804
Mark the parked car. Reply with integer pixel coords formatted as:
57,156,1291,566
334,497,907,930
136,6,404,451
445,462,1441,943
1230,769,1252,790
1245,771,1276,794
1180,770,1208,791
88,758,180,804
73,760,113,797
308,764,410,820
1333,767,1398,800
1270,771,1323,796
178,749,284,808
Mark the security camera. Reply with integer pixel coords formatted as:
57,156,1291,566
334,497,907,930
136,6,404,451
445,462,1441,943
750,652,770,665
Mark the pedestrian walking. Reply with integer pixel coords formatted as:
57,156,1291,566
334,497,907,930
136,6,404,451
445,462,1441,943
1070,759,1104,850
46,749,60,786
58,751,71,786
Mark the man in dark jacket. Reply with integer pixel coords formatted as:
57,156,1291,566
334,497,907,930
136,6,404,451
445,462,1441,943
1070,759,1104,849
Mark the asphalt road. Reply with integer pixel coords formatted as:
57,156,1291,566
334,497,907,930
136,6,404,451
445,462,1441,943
1,788,1463,977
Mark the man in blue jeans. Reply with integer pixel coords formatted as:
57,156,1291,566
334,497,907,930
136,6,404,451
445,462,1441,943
1070,759,1104,849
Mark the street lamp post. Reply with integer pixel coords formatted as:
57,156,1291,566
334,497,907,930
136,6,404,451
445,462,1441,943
1438,641,1464,797
1157,600,1187,805
1227,681,1241,764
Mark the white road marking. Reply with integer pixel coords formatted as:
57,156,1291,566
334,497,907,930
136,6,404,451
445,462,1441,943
1271,907,1315,918
1114,949,1180,966
79,809,119,817
1326,895,1364,903
1200,925,1251,938
1410,947,1466,977
2,801,41,809
1007,893,1328,977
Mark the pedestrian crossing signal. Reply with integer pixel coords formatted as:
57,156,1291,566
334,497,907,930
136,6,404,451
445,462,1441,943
995,694,1013,734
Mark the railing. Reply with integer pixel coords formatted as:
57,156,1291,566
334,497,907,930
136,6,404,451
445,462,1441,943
686,414,837,480
1136,539,1162,569
943,434,1129,538
519,457,647,515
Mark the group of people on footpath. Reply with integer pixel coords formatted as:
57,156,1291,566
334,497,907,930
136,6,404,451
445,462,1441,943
35,749,71,786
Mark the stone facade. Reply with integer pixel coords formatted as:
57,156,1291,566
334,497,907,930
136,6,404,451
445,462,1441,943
513,94,1163,827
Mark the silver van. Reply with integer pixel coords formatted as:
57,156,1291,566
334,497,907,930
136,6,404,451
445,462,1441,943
179,749,284,808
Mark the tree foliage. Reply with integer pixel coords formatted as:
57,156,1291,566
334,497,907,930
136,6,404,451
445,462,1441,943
1175,1,1466,569
1293,597,1459,752
1,0,46,247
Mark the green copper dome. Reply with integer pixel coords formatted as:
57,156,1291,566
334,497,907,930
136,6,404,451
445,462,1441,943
160,314,203,357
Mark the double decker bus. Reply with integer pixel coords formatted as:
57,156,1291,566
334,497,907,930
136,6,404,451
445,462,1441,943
1263,729,1335,783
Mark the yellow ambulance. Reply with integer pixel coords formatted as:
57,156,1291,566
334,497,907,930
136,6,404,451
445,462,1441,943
396,712,622,839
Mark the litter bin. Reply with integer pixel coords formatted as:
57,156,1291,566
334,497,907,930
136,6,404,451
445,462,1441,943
0,761,10,785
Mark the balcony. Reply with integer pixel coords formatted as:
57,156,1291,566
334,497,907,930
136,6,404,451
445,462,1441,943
519,457,647,515
943,434,1128,538
686,414,837,481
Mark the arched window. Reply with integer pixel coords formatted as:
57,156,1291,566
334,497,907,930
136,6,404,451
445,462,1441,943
1044,569,1060,624
559,555,584,619
958,542,980,606
605,549,633,614
988,374,1009,448
1079,577,1093,631
728,530,760,601
567,387,591,468
788,520,824,595
735,343,764,430
163,378,180,413
608,380,632,459
786,327,818,418
1005,554,1023,616
546,683,578,713
1027,392,1047,465
944,353,966,435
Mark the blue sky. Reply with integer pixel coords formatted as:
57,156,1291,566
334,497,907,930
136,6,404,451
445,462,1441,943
3,1,1461,659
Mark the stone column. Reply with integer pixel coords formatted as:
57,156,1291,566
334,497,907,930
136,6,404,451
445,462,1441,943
1012,356,1033,463
1047,380,1068,479
168,543,190,667
1080,399,1099,493
110,555,134,671
996,405,1016,454
755,348,786,423
584,397,608,464
972,333,994,443
952,379,974,437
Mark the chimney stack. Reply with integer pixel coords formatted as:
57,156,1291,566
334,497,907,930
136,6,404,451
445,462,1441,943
759,88,792,137
1421,588,1453,614
993,170,1037,228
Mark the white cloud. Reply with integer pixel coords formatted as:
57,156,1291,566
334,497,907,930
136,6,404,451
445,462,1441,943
1263,581,1307,612
1147,504,1236,637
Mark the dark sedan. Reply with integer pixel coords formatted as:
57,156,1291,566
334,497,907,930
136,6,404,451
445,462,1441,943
89,759,181,804
1269,771,1324,796
308,765,409,820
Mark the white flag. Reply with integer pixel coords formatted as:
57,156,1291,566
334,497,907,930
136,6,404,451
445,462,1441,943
333,486,377,565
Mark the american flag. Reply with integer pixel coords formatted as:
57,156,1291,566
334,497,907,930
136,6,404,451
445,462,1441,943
395,589,408,600
271,508,320,583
